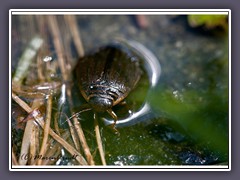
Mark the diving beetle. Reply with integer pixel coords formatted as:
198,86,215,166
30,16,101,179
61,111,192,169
75,42,142,128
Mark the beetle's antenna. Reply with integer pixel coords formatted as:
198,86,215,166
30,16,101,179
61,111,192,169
60,107,92,125
106,109,120,134
70,108,92,120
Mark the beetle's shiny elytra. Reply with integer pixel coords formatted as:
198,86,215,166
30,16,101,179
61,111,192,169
75,42,142,125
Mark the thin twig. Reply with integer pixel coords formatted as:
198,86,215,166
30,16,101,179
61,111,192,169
42,146,61,165
64,15,85,57
41,133,65,165
45,123,88,165
29,125,41,165
37,95,52,165
37,55,45,82
12,93,88,165
47,15,95,165
13,82,43,165
72,116,95,165
29,125,37,165
67,118,81,151
60,16,74,68
12,93,32,113
12,148,19,166
54,113,61,136
56,111,81,152
47,15,68,81
94,114,106,165
65,15,107,165
17,99,43,165
66,88,95,165
18,120,35,165
29,100,45,165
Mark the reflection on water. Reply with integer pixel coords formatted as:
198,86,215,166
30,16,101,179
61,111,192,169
102,40,161,127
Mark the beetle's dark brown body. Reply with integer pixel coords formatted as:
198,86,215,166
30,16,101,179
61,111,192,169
75,43,142,124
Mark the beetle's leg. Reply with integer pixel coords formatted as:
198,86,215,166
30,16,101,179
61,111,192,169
107,109,117,125
118,100,127,106
106,109,119,134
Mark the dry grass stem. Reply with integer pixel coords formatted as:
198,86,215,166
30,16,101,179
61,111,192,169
59,17,73,67
37,95,53,165
12,15,108,166
12,93,32,113
42,140,61,165
64,15,85,57
29,125,40,165
17,99,44,165
12,93,88,165
66,88,95,165
29,125,37,165
42,146,61,165
29,101,45,165
12,148,19,166
37,55,45,82
48,15,94,165
47,15,94,165
64,15,106,165
42,131,70,165
72,116,95,165
94,115,107,165
18,119,35,165
47,15,68,81
67,118,81,151
46,127,88,165
54,113,61,136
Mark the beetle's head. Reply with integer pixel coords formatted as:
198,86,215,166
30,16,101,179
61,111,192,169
89,97,113,112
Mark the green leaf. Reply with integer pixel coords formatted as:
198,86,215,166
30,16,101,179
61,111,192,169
188,15,228,30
